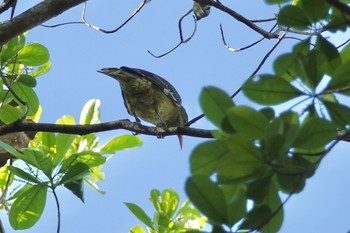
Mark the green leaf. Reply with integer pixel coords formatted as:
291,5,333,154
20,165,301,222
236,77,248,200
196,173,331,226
60,151,106,173
55,115,75,125
79,99,101,125
326,60,350,95
217,134,263,182
221,185,247,226
190,140,230,175
227,106,269,139
17,43,49,66
0,166,11,192
58,162,90,185
17,74,37,87
0,104,23,123
31,62,52,78
239,205,272,231
185,175,227,225
301,0,329,22
277,5,310,28
129,225,147,233
200,86,234,128
323,101,350,128
340,42,350,63
297,50,327,89
21,149,53,178
100,134,142,154
293,118,337,149
12,83,39,116
1,35,25,63
8,166,41,184
260,181,283,233
246,177,272,204
0,141,25,158
9,184,47,230
242,75,303,105
150,188,179,218
315,36,341,75
7,184,32,201
64,179,84,202
125,202,154,229
53,133,76,166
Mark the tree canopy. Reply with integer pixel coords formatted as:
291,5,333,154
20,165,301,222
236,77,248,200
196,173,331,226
0,0,350,232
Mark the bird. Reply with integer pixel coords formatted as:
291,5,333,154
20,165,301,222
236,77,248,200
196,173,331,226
98,66,188,148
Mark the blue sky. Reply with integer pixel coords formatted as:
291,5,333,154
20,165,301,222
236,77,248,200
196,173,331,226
1,0,350,232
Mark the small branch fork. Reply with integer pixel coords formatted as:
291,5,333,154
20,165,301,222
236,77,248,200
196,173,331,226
194,0,278,39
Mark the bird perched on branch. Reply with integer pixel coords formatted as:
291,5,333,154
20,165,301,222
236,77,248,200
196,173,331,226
98,66,188,148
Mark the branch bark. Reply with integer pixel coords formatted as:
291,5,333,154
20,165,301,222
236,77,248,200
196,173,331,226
194,0,278,39
0,0,86,45
0,120,214,138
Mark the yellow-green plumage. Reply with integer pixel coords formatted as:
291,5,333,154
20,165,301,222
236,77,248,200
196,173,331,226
98,66,188,129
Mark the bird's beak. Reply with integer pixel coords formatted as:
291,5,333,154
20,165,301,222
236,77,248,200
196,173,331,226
177,134,183,149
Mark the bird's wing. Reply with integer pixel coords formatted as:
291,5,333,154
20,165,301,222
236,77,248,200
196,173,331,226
120,66,182,104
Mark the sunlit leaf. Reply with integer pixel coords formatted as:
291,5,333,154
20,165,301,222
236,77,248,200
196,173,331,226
0,104,23,123
80,99,101,125
125,202,153,229
58,162,90,185
12,83,39,116
17,43,49,66
129,225,146,233
9,184,47,230
53,133,76,166
100,134,142,154
21,149,53,178
8,166,41,184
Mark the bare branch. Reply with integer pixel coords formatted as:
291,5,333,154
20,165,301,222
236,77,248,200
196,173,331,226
194,0,278,39
0,0,86,45
0,120,213,139
220,24,265,52
82,0,150,33
148,9,197,58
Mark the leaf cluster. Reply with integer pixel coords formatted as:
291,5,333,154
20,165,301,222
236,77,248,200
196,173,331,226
0,98,142,230
126,188,207,233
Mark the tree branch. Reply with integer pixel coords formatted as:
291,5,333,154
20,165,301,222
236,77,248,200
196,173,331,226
0,120,213,138
194,0,278,39
0,0,86,45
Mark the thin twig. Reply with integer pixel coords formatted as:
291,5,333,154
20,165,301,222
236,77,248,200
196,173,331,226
220,24,265,52
148,9,197,58
250,17,276,23
254,137,341,232
194,0,278,39
51,186,61,233
336,37,350,49
82,0,150,33
187,30,288,126
41,21,83,28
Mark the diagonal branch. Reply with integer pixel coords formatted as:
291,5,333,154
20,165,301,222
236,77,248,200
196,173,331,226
0,0,86,45
0,120,213,138
194,0,278,39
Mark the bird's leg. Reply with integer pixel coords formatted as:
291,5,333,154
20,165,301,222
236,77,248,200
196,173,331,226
155,111,167,138
132,113,141,135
